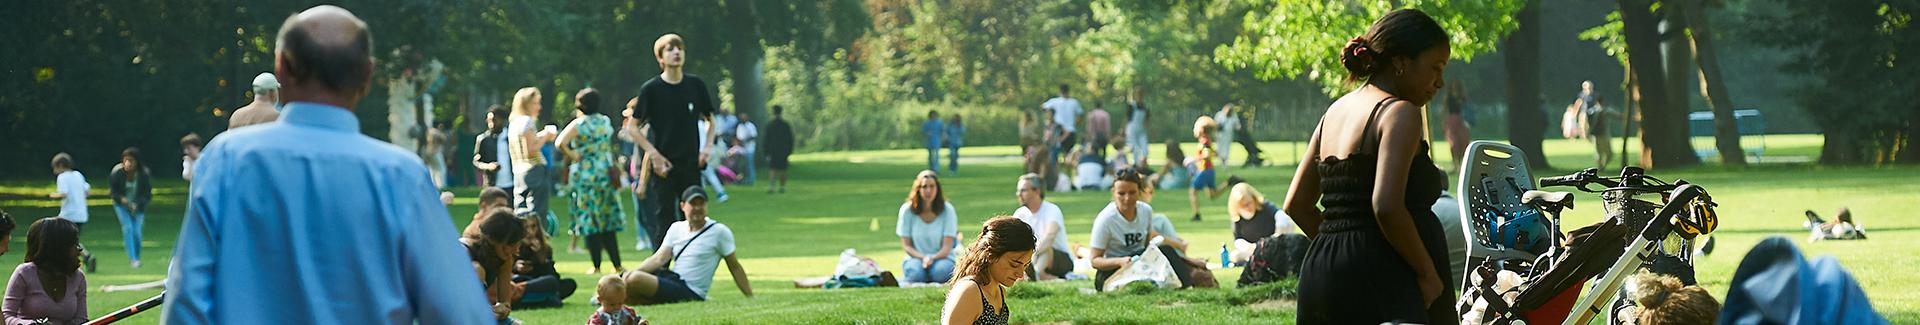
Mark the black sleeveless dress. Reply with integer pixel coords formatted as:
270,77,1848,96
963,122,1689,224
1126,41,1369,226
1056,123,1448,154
1296,97,1456,325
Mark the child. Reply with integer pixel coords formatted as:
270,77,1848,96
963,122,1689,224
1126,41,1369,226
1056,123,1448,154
109,147,152,268
1189,117,1224,222
180,133,204,182
587,275,646,325
46,153,96,273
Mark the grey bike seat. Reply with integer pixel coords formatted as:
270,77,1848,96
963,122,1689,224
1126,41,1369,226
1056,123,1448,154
1523,190,1575,209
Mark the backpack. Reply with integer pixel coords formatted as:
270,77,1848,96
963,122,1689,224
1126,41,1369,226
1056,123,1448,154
1237,233,1309,286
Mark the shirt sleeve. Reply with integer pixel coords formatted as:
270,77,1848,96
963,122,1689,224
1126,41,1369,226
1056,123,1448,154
692,79,716,119
715,225,736,257
395,170,494,323
941,203,959,238
4,265,29,325
895,205,913,238
72,273,86,322
1089,212,1110,250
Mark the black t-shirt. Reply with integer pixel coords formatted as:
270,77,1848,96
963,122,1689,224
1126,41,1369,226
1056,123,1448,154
635,74,716,181
765,118,795,157
1233,201,1281,243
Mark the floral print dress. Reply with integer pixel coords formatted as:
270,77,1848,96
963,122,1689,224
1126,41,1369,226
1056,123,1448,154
565,114,623,236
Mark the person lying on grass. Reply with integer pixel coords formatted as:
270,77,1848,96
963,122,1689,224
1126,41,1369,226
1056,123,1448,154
942,216,1034,325
618,186,753,305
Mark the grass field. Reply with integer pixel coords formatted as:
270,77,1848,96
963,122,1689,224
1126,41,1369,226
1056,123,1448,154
2,134,1916,324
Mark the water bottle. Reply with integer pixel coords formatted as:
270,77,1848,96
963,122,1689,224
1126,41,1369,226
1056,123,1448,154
1219,243,1231,269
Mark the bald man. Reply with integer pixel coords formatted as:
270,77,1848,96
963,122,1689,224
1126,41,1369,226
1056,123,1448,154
227,72,282,129
164,5,492,323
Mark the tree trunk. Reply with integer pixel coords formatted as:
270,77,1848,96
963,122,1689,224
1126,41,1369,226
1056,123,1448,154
1619,0,1701,169
1503,0,1553,169
1678,0,1747,165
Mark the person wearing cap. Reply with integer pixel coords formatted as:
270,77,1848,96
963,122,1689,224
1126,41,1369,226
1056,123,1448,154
228,72,282,129
618,185,752,305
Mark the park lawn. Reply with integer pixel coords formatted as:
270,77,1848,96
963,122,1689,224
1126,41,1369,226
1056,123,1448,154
1,134,1916,324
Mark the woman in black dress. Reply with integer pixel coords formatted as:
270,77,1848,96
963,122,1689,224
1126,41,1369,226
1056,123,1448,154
1282,9,1457,325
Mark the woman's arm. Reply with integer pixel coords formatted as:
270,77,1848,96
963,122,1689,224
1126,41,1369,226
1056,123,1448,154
556,118,584,161
724,254,753,298
899,237,925,260
941,279,982,325
4,267,30,325
1283,120,1328,238
135,169,152,211
1088,248,1127,271
931,236,955,260
110,166,128,206
1370,102,1442,306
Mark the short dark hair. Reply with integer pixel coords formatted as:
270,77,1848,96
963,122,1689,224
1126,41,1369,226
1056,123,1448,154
575,88,602,115
928,110,940,119
478,187,511,209
772,105,784,116
476,208,525,245
488,104,509,117
180,133,204,149
1058,84,1070,95
122,147,142,161
276,10,374,93
0,209,15,237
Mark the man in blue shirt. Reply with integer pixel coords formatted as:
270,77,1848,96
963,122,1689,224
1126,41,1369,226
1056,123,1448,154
163,5,491,323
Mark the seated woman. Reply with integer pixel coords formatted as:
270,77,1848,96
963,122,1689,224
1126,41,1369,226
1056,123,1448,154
941,217,1035,324
513,217,577,307
1087,170,1207,291
463,208,527,322
1227,182,1293,265
1013,174,1072,281
898,170,960,284
1152,139,1190,190
618,186,754,305
3,218,86,324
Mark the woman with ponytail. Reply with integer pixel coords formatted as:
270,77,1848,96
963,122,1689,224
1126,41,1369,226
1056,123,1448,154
1282,8,1458,324
940,217,1034,325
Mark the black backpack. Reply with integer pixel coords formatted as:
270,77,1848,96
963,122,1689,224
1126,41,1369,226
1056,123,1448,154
1238,233,1309,286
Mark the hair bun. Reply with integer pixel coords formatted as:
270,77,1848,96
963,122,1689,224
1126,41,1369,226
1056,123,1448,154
1341,36,1375,78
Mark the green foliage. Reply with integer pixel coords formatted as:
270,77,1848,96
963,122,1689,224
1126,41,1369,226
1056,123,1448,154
1213,0,1528,96
1578,11,1629,67
1737,0,1920,164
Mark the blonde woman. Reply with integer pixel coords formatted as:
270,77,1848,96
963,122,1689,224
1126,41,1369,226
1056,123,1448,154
1227,182,1290,265
509,87,559,223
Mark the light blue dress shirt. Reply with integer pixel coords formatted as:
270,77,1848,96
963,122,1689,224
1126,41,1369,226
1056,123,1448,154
164,102,491,324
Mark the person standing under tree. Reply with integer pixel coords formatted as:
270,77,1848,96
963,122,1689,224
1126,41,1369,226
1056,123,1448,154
946,113,965,175
629,33,721,249
923,110,945,173
109,147,152,268
475,105,515,201
763,105,795,194
1042,84,1084,167
1124,87,1150,168
228,72,282,129
1574,81,1612,169
733,111,758,185
1283,9,1457,324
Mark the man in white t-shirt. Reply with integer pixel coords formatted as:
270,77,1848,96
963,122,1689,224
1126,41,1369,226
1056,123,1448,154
1012,174,1072,280
1041,84,1083,162
620,186,753,304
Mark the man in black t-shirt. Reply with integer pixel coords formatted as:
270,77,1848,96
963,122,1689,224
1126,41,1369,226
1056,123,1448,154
763,105,795,194
630,33,718,247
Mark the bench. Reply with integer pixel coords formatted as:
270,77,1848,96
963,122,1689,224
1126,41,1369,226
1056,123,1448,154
1688,109,1766,159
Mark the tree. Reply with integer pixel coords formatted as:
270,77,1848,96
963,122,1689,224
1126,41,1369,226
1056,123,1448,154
1674,0,1747,166
1741,0,1919,164
1503,0,1553,169
1618,0,1702,169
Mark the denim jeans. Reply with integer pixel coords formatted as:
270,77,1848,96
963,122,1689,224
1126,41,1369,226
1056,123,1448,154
113,204,144,262
901,256,956,284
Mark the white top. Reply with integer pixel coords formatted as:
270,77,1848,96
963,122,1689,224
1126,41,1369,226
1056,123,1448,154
1126,103,1147,137
734,121,758,154
1213,111,1239,143
56,170,89,223
896,202,959,259
1043,96,1082,133
1013,202,1071,253
1090,201,1154,257
662,219,737,298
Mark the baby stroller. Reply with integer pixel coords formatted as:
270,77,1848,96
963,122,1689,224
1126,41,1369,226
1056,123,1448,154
1457,142,1721,325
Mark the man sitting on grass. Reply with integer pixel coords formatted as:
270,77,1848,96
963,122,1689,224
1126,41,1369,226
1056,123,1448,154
618,186,753,304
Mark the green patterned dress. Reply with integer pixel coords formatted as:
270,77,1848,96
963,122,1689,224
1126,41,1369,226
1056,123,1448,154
564,114,623,236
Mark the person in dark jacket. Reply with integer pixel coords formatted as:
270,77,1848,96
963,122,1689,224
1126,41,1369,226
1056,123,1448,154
763,105,796,194
109,147,152,268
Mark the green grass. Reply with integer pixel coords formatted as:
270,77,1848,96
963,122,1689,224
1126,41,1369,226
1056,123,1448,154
2,134,1917,323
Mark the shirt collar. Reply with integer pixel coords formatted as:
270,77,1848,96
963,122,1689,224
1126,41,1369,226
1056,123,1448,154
279,102,361,133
